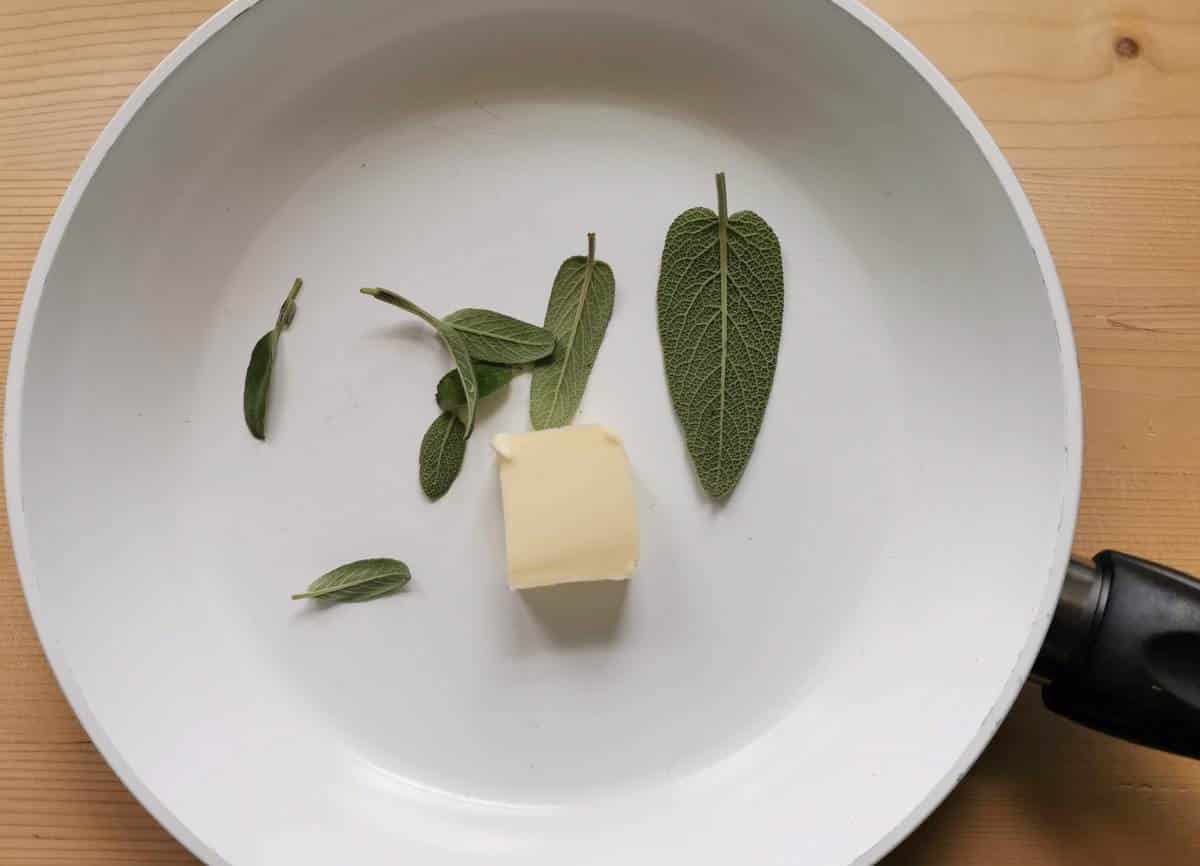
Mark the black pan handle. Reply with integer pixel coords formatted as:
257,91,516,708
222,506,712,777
1033,551,1200,758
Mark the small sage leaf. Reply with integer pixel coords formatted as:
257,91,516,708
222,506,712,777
441,308,555,365
243,277,302,440
436,362,513,412
243,331,277,440
657,173,784,498
419,411,467,499
291,558,411,603
530,232,615,429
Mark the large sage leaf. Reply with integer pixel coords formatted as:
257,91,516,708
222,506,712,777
530,232,614,430
657,173,784,498
291,558,411,603
441,308,555,364
243,277,302,440
419,411,467,499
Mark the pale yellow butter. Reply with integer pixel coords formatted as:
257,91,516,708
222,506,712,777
492,425,639,589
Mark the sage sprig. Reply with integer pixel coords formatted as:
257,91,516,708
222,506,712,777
359,288,480,436
657,173,784,498
291,558,411,604
530,232,614,429
243,277,303,440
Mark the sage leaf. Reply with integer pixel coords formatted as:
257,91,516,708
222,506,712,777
243,332,277,440
436,361,513,412
436,323,478,437
441,308,555,365
243,277,302,440
419,411,467,499
359,288,479,437
291,557,411,603
530,232,615,429
657,173,784,498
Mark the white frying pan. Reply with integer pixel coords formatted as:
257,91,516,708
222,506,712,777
8,1,1199,864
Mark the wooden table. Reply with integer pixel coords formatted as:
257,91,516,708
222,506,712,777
2,0,1198,862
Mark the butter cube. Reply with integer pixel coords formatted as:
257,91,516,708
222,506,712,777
493,425,639,589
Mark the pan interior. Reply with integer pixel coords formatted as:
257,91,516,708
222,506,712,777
10,1,1077,863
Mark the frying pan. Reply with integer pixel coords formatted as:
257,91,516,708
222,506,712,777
7,0,1199,864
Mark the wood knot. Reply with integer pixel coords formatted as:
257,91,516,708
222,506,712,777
1114,36,1140,58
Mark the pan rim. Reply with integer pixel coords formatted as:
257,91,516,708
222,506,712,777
2,1,1083,864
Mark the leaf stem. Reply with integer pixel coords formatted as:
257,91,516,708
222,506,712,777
586,231,596,267
715,172,729,489
276,277,303,330
285,277,303,305
360,287,443,329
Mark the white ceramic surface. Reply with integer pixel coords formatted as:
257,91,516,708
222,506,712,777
6,1,1081,864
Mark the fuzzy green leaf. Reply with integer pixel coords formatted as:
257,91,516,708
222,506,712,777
243,278,302,440
441,308,555,364
243,331,277,440
291,558,411,603
436,362,513,412
657,173,784,498
436,324,478,437
419,411,467,499
530,233,614,429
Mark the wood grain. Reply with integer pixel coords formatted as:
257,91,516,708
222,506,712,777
1,0,1199,863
